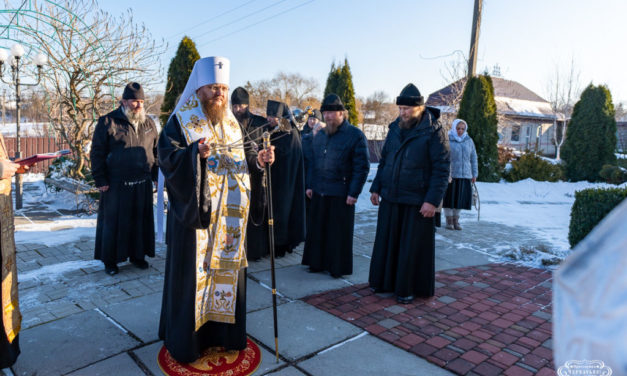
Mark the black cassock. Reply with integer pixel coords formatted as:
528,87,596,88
158,116,259,363
270,126,306,257
237,111,271,261
91,107,158,266
369,200,435,297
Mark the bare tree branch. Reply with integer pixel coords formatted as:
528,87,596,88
3,0,166,178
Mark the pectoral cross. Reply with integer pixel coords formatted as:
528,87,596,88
217,61,223,69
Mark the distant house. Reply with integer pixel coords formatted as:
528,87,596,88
617,121,627,152
427,77,564,156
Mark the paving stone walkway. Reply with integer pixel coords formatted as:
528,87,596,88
305,263,556,376
1,180,565,375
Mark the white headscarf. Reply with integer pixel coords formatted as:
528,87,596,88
449,118,468,142
169,56,231,120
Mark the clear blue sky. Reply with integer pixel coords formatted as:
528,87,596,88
100,0,627,104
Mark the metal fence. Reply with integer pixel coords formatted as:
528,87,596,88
3,136,69,174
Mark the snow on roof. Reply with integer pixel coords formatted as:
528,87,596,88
431,105,457,114
495,96,556,120
426,77,561,120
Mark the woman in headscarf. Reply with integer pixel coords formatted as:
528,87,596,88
443,119,478,230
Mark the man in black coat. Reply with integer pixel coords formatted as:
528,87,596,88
368,83,450,303
302,94,370,277
267,100,306,258
231,87,271,261
91,82,158,275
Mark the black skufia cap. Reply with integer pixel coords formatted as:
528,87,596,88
396,83,424,106
231,87,249,105
320,93,346,112
122,82,145,100
266,100,287,118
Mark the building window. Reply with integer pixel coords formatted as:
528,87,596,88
511,125,521,142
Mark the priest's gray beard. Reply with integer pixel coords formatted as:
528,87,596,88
122,105,146,126
324,119,342,135
201,99,227,125
399,117,419,129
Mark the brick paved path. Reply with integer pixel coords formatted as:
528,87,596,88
305,263,556,376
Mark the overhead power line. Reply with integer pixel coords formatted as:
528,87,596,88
196,0,315,48
190,0,290,45
165,0,260,41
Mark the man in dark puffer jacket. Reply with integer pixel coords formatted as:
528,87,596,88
368,83,450,304
302,94,370,278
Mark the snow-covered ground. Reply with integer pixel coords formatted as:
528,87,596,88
357,164,626,266
13,168,626,267
14,173,97,246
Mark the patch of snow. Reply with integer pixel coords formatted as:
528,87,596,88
14,219,96,246
19,260,101,283
538,156,562,165
358,163,625,267
616,153,627,159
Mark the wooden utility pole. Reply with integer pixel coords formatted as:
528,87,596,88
467,0,483,78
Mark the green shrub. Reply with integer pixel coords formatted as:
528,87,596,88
503,153,563,182
562,84,617,181
568,187,627,247
599,164,627,185
457,74,500,182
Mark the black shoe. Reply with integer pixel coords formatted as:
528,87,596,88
396,295,414,304
131,259,149,269
105,265,119,276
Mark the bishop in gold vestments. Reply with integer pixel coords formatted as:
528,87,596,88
158,56,273,363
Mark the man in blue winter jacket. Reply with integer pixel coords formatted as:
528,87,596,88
302,94,370,278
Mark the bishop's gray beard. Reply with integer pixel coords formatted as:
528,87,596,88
122,105,146,126
201,99,227,125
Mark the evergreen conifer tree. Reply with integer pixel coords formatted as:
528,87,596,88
562,84,617,181
160,36,200,125
323,59,359,125
323,62,341,98
457,74,500,181
339,59,359,125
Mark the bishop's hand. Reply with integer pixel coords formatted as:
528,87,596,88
198,139,211,159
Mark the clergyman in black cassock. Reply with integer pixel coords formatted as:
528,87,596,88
91,82,158,275
368,83,450,304
267,100,306,258
302,94,369,277
231,87,271,261
158,57,274,363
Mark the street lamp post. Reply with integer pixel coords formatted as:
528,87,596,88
0,44,47,209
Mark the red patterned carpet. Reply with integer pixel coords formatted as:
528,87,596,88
158,338,262,376
304,263,556,376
